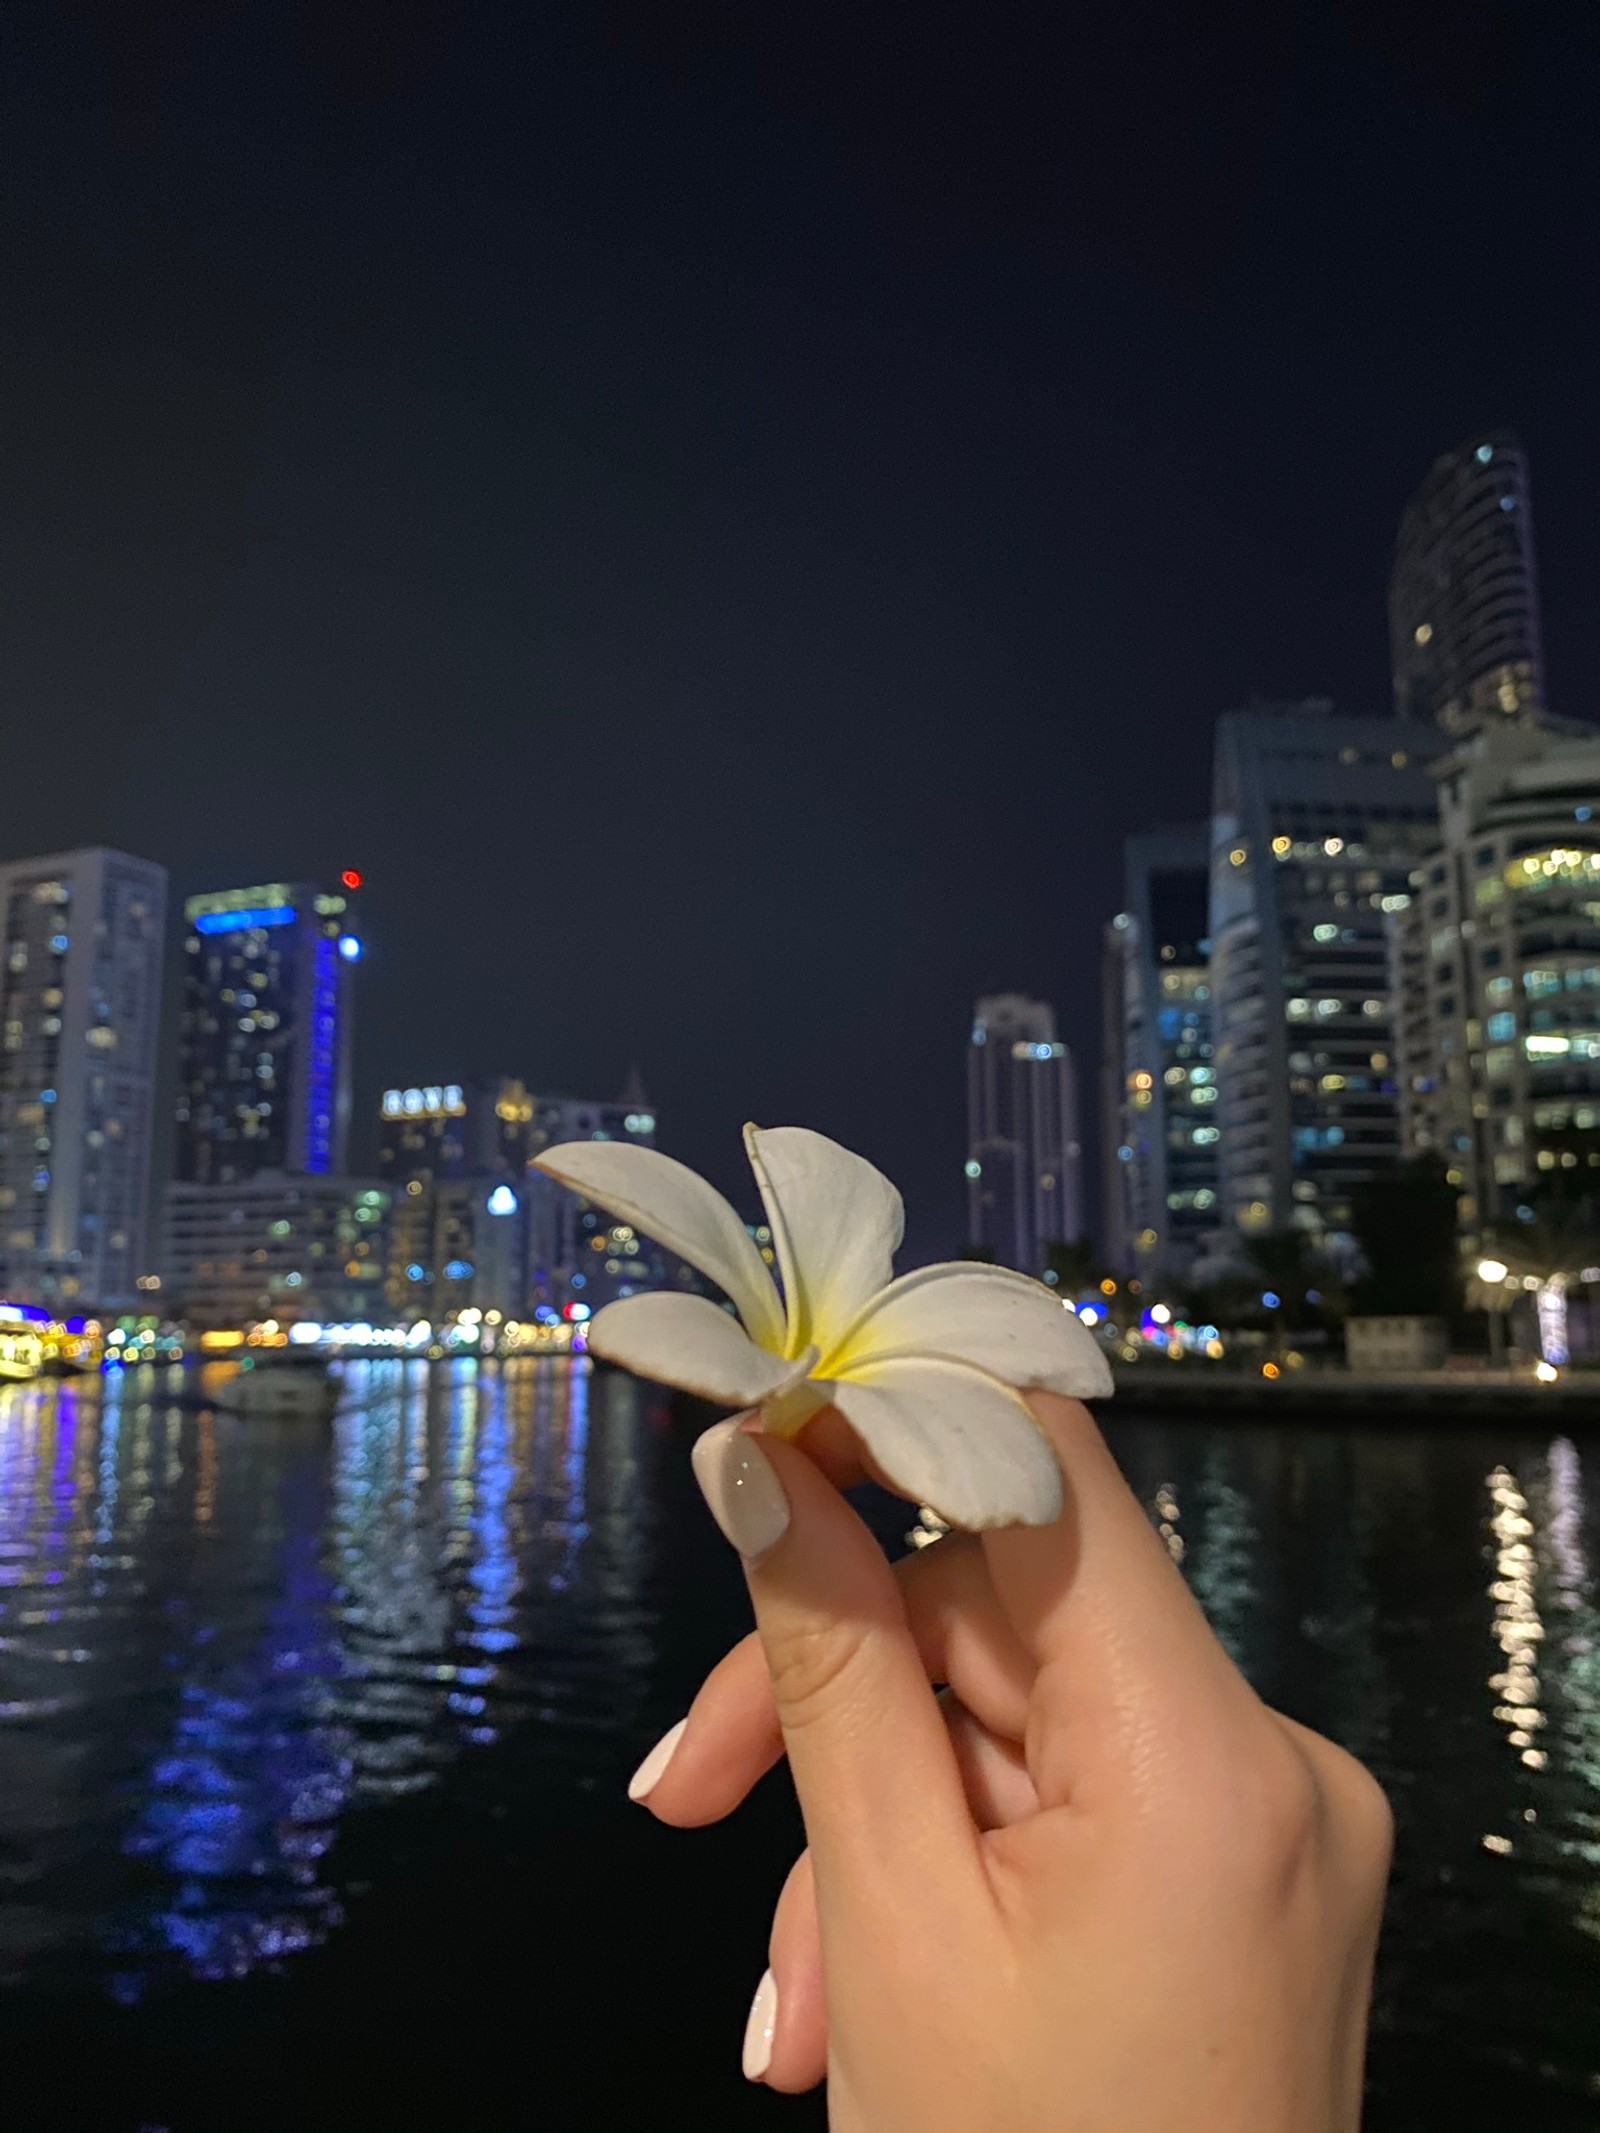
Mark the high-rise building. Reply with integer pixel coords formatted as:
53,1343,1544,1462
377,1076,535,1185
966,995,1082,1274
524,1082,680,1312
1101,830,1217,1279
377,1077,535,1318
0,846,167,1308
173,878,362,1186
164,1174,390,1328
1393,714,1600,1233
1390,431,1546,733
1209,703,1448,1254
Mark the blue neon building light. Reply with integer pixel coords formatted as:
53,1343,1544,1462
302,934,339,1174
193,904,296,935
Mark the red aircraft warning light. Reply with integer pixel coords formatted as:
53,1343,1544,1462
341,869,363,890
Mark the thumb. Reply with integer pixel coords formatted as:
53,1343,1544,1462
691,1414,988,1928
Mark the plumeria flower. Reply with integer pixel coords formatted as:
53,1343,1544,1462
532,1123,1112,1530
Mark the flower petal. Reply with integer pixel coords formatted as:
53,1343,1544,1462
824,1261,1113,1398
587,1293,815,1406
743,1124,904,1356
827,1356,1063,1530
532,1141,784,1349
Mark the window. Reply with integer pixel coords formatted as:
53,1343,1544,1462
1487,1011,1516,1041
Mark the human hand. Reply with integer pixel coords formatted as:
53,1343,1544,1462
628,1392,1392,2132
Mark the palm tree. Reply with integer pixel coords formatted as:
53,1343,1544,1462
1485,1186,1600,1367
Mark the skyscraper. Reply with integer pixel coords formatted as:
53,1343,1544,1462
1393,714,1600,1234
966,995,1082,1274
173,878,361,1185
1209,703,1448,1255
523,1082,674,1312
1101,829,1217,1279
1389,431,1546,732
377,1077,535,1317
0,846,167,1307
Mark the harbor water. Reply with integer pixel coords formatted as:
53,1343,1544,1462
1,1359,1598,2129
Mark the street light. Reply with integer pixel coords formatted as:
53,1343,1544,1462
1477,1259,1510,1369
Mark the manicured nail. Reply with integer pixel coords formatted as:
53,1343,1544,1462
627,1717,687,1804
742,1968,777,2081
691,1419,790,1562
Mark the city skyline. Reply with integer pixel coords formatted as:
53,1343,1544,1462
3,6,1599,1263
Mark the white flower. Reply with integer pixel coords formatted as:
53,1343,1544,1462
532,1123,1112,1530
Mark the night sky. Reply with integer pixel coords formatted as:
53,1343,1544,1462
3,1,1597,1262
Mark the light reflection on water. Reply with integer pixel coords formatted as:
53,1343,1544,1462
3,1375,1600,2122
0,1357,663,1989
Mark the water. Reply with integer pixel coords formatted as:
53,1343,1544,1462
1,1361,1597,2130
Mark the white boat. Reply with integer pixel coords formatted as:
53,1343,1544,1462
211,1352,340,1420
0,1324,44,1382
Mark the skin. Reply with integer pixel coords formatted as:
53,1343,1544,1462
642,1392,1394,2131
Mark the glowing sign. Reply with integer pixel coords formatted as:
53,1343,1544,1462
193,904,295,935
381,1084,466,1118
341,869,363,889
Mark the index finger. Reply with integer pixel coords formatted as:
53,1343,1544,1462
980,1392,1262,1810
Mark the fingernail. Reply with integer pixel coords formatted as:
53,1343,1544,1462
742,1968,777,2082
627,1717,687,1804
691,1419,790,1562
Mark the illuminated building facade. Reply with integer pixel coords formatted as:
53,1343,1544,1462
966,994,1083,1273
1392,716,1600,1232
1209,703,1447,1254
0,845,167,1307
523,1081,693,1312
164,1174,390,1327
377,1076,535,1183
378,1077,535,1316
1101,830,1216,1279
173,878,362,1186
1390,432,1545,733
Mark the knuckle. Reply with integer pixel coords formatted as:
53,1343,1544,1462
1320,1741,1396,1873
766,1619,877,1736
1248,1731,1323,1860
1231,1722,1395,1898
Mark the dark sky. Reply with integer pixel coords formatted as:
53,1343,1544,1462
3,0,1597,1261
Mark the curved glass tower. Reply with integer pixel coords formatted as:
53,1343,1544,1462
1389,431,1545,732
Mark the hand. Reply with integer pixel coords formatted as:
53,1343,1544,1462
629,1392,1393,2133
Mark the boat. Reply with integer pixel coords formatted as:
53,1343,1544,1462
210,1350,341,1420
0,1324,45,1382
